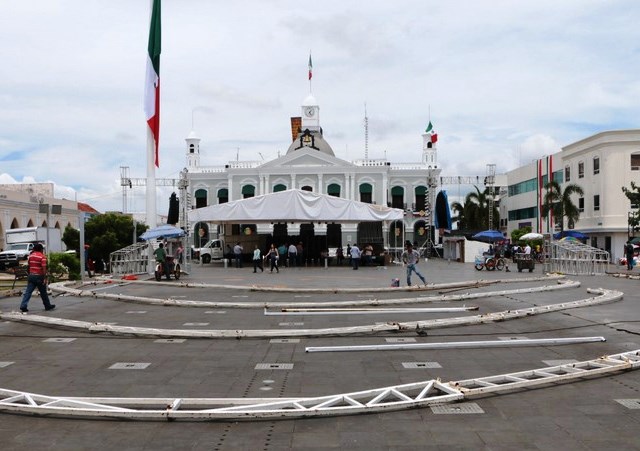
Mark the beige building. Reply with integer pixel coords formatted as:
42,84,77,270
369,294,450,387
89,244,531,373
0,183,85,251
502,130,640,261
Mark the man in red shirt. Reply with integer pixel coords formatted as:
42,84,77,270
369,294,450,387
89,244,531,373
19,243,55,313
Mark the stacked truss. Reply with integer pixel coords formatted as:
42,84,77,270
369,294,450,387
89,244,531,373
0,350,638,421
544,240,609,275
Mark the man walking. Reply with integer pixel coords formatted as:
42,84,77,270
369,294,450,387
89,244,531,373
401,241,427,287
19,243,55,313
252,245,264,273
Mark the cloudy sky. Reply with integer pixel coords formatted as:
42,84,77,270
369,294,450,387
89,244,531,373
1,0,639,215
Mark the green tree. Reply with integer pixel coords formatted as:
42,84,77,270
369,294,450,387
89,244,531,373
622,182,640,236
540,181,584,233
511,226,532,243
460,186,500,231
84,213,148,264
62,224,79,253
450,201,466,230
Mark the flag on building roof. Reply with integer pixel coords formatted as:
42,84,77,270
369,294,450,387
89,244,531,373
425,121,433,133
431,133,438,144
144,0,161,167
308,53,313,80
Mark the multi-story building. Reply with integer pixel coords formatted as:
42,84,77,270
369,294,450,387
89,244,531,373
0,183,86,250
502,130,640,261
185,92,442,254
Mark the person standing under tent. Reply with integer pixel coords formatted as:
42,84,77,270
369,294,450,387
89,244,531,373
288,243,297,268
350,243,361,270
233,242,243,268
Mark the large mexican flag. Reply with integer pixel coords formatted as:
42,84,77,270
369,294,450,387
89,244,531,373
144,0,161,167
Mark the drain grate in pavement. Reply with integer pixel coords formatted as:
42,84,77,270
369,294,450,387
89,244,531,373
255,363,294,370
542,359,579,366
270,338,301,343
386,337,417,343
42,338,76,343
615,399,640,409
0,362,14,368
431,403,484,414
183,322,210,326
498,336,529,341
154,338,186,343
109,362,151,370
204,310,227,314
279,322,304,326
402,362,442,369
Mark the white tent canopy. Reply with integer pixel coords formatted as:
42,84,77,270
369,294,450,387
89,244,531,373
188,189,404,224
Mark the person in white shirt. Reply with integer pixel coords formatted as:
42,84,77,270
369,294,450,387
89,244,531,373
350,244,361,270
252,245,263,273
401,242,427,287
524,244,532,255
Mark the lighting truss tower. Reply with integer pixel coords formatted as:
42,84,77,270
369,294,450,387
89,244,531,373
486,164,496,230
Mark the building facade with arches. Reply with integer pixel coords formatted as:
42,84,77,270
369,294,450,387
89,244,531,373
185,92,442,256
0,184,83,251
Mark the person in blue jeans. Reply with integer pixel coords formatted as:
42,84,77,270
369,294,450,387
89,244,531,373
401,242,427,287
20,243,55,313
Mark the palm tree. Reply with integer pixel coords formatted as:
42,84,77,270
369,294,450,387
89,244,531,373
456,186,499,231
540,180,584,233
450,201,465,230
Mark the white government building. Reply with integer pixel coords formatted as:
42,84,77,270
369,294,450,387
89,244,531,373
183,84,639,265
184,92,442,260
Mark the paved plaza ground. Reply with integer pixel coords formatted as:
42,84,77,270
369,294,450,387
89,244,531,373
1,259,640,450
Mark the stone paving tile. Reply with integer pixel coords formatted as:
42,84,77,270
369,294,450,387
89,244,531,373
1,263,640,449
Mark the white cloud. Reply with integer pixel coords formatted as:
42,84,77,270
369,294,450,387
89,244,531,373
1,0,640,216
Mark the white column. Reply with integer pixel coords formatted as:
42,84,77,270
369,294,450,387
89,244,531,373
291,174,297,190
318,174,324,194
227,175,233,200
382,174,388,206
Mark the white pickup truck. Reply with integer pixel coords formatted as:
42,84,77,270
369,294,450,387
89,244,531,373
0,242,37,270
195,239,226,264
0,227,62,270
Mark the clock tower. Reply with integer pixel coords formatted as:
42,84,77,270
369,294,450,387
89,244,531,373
301,94,320,131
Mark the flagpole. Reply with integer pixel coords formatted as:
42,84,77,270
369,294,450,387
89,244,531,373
146,128,157,229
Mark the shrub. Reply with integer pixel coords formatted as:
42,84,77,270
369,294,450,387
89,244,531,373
49,252,81,282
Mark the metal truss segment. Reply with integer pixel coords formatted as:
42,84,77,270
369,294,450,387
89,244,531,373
0,350,638,420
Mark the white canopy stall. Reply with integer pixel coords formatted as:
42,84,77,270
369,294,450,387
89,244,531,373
188,189,404,258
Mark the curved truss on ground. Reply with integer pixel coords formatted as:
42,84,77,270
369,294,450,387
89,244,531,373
72,274,564,294
0,349,637,421
0,288,621,338
49,278,578,309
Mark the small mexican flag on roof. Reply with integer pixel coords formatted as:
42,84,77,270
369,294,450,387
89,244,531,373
425,121,433,133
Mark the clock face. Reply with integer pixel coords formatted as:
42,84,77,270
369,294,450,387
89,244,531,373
304,107,315,117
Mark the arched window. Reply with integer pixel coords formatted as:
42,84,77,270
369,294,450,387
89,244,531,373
391,186,404,209
301,185,313,192
359,183,372,204
414,186,427,212
241,185,255,199
273,184,287,192
327,183,341,197
194,189,208,208
217,188,228,204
